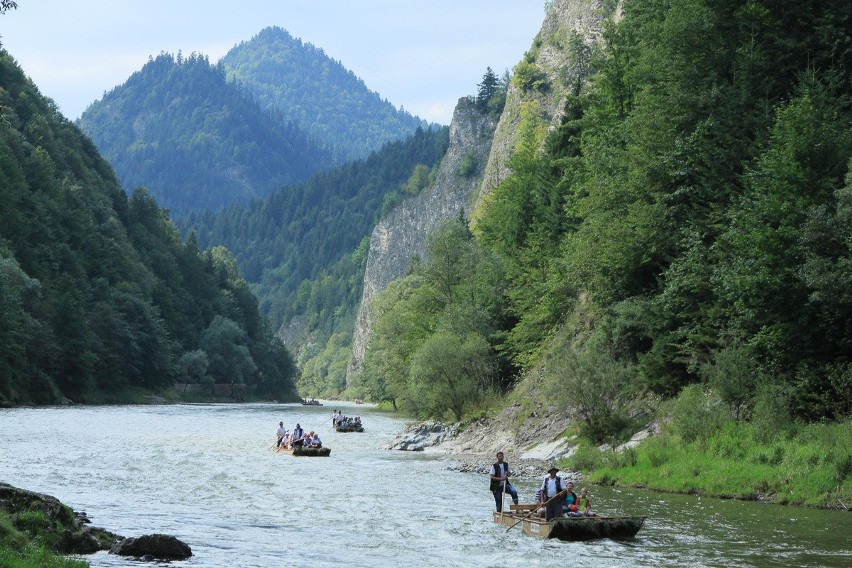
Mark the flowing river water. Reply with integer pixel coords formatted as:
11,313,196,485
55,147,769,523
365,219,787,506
1,403,849,567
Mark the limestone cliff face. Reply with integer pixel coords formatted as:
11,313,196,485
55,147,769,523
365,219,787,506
347,98,496,379
347,0,612,383
471,0,610,223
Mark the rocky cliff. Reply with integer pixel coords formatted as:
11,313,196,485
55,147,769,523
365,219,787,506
471,0,610,224
348,0,613,383
347,97,497,379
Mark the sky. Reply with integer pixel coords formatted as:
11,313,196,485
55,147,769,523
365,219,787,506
0,1,546,124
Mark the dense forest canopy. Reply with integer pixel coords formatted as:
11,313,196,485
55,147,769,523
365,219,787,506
181,125,449,394
0,46,299,405
359,0,852,428
181,126,449,327
77,52,333,214
222,26,429,165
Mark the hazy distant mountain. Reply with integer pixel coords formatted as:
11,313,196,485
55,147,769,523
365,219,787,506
181,125,450,328
78,52,333,214
221,26,428,164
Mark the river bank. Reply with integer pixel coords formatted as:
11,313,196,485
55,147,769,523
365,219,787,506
0,482,113,567
391,403,852,511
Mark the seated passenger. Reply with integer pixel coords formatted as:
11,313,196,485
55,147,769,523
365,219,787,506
563,481,582,516
579,487,595,516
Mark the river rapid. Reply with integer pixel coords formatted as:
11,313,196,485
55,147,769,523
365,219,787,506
1,403,849,567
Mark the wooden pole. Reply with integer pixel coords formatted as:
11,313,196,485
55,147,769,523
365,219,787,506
500,476,507,522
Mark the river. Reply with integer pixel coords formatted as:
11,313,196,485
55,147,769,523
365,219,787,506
1,403,849,567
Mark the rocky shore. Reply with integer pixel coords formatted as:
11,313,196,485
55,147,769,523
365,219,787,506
382,408,582,482
382,404,661,484
0,482,191,562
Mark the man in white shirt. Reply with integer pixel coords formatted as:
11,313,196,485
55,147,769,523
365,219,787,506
275,422,287,447
538,465,567,521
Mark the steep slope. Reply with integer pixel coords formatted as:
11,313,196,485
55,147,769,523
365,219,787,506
78,52,333,214
347,0,609,381
471,0,610,221
180,126,449,329
348,97,498,380
0,46,299,405
221,26,428,164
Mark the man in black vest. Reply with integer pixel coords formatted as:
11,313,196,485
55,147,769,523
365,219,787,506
292,423,305,447
489,451,519,512
539,465,569,521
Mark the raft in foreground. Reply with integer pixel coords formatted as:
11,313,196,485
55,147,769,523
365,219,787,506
493,509,645,541
276,446,331,457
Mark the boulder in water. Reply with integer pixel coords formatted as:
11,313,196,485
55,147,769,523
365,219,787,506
110,533,192,560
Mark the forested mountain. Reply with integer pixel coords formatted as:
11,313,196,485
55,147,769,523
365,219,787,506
221,27,428,164
77,52,333,214
0,46,299,405
180,126,449,327
359,0,852,429
179,125,447,395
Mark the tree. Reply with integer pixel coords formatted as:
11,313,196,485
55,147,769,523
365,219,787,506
0,2,18,14
408,332,495,421
199,316,257,384
477,67,499,110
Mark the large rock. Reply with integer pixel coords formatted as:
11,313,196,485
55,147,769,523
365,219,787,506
110,533,192,561
383,422,457,451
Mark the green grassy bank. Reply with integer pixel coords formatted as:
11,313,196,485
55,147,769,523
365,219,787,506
567,419,852,510
0,510,88,568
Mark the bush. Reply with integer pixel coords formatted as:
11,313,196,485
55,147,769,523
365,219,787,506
513,59,549,93
751,382,793,441
457,151,477,177
670,385,730,444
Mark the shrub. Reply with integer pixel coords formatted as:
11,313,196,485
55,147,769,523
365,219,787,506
457,151,477,177
670,385,730,444
513,59,549,93
567,442,607,472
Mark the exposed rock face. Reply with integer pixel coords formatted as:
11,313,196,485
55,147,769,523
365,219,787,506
347,1,613,383
471,0,610,222
347,97,497,380
382,422,458,451
110,533,193,561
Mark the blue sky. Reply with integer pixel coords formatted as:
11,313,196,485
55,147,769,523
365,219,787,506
0,0,546,124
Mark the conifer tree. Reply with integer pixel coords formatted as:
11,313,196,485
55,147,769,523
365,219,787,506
477,67,499,109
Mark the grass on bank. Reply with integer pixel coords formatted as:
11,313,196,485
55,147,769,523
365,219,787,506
567,418,852,509
0,511,88,568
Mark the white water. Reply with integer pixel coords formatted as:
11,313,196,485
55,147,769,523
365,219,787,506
1,403,849,567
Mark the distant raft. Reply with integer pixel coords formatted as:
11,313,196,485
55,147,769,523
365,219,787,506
335,423,364,432
494,506,645,541
276,446,331,457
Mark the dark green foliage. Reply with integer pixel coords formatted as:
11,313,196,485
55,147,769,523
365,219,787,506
180,126,449,332
477,67,499,106
78,52,333,214
472,0,852,423
475,67,509,118
513,52,549,93
221,27,429,164
0,48,299,404
360,217,508,417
